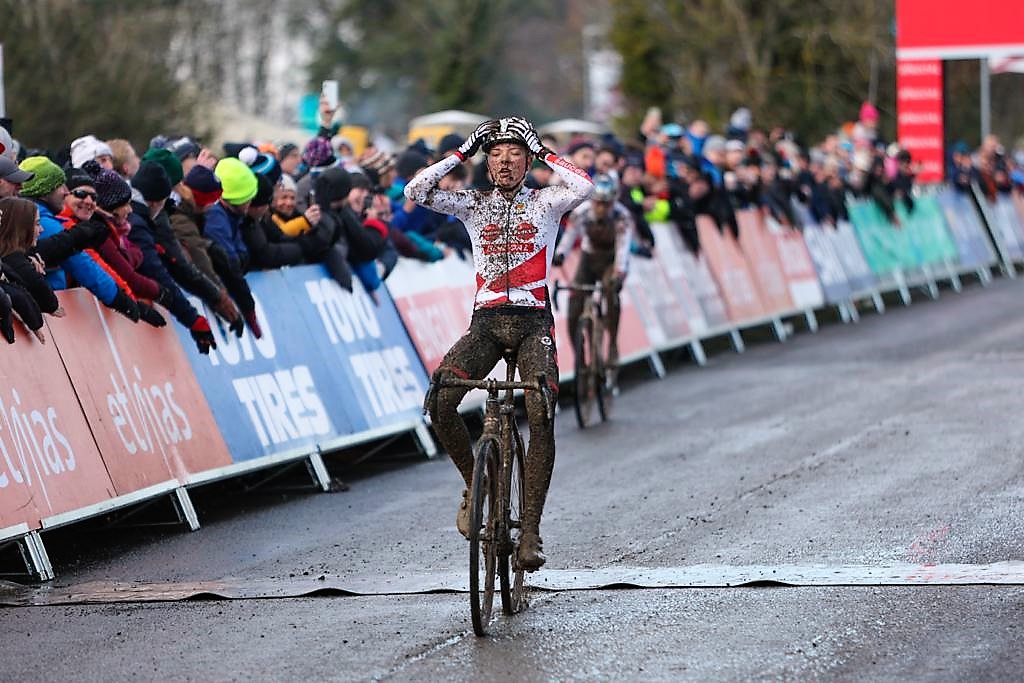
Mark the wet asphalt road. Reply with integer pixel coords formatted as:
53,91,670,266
3,277,1024,681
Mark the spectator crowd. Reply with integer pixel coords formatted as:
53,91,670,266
0,96,1021,351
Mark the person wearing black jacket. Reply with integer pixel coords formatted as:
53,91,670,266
0,196,61,343
127,161,216,354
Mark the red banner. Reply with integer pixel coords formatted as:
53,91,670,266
735,211,794,314
0,321,115,529
897,59,944,183
696,217,766,322
46,290,232,493
896,1,1024,59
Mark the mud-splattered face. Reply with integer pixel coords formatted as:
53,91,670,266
486,143,529,191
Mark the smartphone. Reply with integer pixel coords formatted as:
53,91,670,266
309,188,317,206
321,80,339,110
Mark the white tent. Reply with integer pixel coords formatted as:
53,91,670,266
408,110,490,129
537,118,609,137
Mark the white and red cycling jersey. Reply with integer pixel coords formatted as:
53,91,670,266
404,152,593,310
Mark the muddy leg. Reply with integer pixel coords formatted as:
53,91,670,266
515,328,560,534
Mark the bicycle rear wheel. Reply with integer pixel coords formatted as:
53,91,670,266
573,319,596,428
469,438,499,636
500,428,528,615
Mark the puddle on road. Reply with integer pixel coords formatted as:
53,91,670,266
2,561,1023,608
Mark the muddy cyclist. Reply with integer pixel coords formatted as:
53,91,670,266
406,117,593,570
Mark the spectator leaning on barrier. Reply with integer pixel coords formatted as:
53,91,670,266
209,157,263,337
0,156,32,199
314,166,389,292
82,161,169,324
0,196,61,343
126,160,216,354
169,154,246,337
18,156,140,322
243,175,308,271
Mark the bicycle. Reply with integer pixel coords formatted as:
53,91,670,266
424,352,556,637
553,280,613,428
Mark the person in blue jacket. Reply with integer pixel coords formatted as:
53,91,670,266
17,156,139,321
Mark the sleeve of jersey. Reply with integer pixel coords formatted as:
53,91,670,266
615,206,635,273
542,153,595,212
403,154,470,218
555,206,583,261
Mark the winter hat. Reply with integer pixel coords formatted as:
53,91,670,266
660,123,684,138
277,173,297,194
725,139,746,153
702,135,727,155
251,173,275,208
166,136,199,162
64,165,95,192
142,147,184,185
183,165,222,208
0,127,16,161
859,101,879,123
18,156,66,197
245,150,282,186
438,133,465,156
70,135,114,168
214,157,258,205
302,137,335,168
313,167,352,207
133,160,173,202
349,171,371,190
395,150,428,180
728,107,752,132
84,160,132,211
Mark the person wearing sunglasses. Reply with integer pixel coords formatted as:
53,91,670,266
54,165,166,328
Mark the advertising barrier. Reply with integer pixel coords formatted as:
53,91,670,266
0,321,116,532
763,217,826,310
48,290,232,495
173,264,430,472
735,210,794,315
935,190,998,270
696,216,766,322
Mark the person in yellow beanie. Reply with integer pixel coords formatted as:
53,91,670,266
206,157,262,337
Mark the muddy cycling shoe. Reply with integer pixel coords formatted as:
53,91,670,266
457,488,471,539
516,531,546,572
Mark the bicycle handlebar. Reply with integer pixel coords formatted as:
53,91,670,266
551,279,601,312
423,373,556,421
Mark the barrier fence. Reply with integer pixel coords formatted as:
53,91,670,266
3,187,1024,580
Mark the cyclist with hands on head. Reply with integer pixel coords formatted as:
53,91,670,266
552,173,634,391
406,116,594,571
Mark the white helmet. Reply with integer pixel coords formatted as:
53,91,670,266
481,117,531,153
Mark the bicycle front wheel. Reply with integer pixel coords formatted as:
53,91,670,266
594,319,612,422
469,438,499,637
573,319,596,428
499,428,528,615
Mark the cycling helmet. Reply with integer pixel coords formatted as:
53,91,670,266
481,117,530,153
591,173,619,203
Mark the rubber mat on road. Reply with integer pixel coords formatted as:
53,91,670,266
3,562,1024,607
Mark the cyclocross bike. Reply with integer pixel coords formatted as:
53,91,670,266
424,352,555,636
554,281,613,428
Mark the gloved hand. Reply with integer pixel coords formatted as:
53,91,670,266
457,119,498,159
72,218,110,251
137,302,167,328
228,316,244,338
108,288,140,322
244,310,263,339
551,252,565,267
506,117,551,158
154,285,173,307
211,288,242,331
189,316,217,355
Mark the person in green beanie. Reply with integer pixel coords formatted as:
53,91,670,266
17,156,140,322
